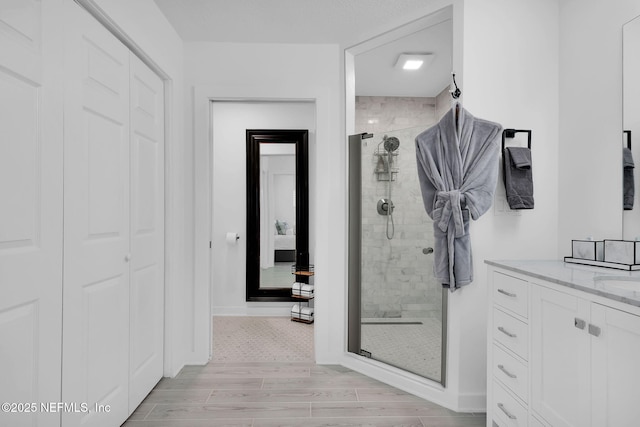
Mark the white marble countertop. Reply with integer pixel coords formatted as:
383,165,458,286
485,259,640,308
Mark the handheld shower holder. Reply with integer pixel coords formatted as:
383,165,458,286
373,151,398,181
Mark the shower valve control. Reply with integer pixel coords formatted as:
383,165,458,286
422,247,434,255
377,198,394,215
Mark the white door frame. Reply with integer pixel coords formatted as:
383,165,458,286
74,0,176,375
193,87,332,364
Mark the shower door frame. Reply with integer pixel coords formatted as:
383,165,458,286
347,134,363,355
347,132,448,386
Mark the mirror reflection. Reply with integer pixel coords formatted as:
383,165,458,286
246,128,308,301
259,143,296,288
623,15,640,239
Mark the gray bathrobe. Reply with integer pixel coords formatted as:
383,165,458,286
415,104,502,290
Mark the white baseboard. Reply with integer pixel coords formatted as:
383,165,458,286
338,352,486,413
456,391,487,413
340,353,454,410
212,305,292,316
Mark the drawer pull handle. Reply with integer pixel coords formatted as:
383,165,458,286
498,326,517,338
497,288,517,298
497,364,517,379
497,403,517,420
574,318,586,330
588,324,601,337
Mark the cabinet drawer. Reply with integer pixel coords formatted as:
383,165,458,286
493,344,528,401
493,308,528,360
493,271,528,318
493,380,528,427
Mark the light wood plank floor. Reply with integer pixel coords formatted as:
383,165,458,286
122,361,486,427
123,318,485,426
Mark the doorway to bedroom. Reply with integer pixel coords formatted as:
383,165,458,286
209,101,315,361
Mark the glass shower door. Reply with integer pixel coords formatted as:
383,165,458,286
348,127,446,384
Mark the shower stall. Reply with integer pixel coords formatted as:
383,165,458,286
348,126,447,384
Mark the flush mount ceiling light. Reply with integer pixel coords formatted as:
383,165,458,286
395,53,434,70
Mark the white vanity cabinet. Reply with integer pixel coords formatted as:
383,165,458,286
487,261,640,427
530,284,590,427
590,302,640,427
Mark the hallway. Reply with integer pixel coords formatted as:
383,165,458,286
122,317,485,426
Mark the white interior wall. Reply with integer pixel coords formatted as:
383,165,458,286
209,101,315,315
559,0,640,249
455,0,560,409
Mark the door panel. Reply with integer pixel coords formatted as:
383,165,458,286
348,129,445,383
62,2,130,426
530,285,590,427
591,304,640,427
84,276,128,403
128,53,165,410
0,1,63,426
0,302,39,427
0,0,41,83
86,111,129,238
0,71,40,249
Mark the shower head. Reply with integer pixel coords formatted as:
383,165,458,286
383,136,400,152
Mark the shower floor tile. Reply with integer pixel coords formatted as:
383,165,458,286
361,317,443,381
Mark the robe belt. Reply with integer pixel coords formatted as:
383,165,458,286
436,190,466,238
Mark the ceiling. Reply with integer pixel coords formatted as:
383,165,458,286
354,19,452,97
153,0,452,97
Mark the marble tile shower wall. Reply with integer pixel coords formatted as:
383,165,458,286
354,89,450,135
359,125,440,319
355,96,436,134
355,93,451,319
435,87,453,121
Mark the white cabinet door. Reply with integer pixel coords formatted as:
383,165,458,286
530,284,590,427
591,304,640,427
62,2,131,426
128,53,165,411
0,1,63,426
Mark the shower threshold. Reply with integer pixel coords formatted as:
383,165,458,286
361,321,423,325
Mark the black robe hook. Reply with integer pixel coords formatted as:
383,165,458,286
450,73,461,99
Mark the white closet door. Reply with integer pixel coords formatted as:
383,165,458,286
62,1,131,426
0,1,63,426
128,53,165,410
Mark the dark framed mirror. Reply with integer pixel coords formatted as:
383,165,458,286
623,15,640,238
246,129,309,301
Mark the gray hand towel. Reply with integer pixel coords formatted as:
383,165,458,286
504,147,534,209
623,147,634,210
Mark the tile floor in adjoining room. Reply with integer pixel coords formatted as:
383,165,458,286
122,316,486,427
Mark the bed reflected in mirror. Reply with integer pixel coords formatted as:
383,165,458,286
259,145,296,288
